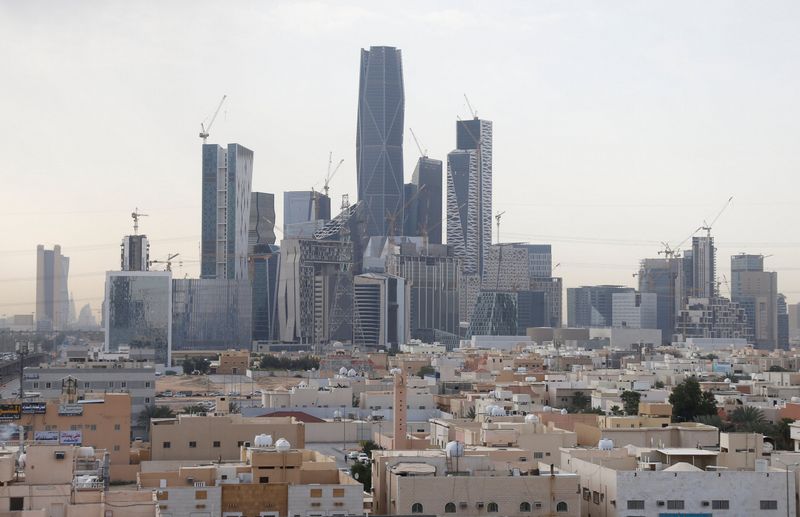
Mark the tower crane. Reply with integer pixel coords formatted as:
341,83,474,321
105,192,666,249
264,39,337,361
699,196,733,238
322,152,344,198
131,208,148,235
199,95,227,144
409,128,427,158
494,211,506,244
463,94,478,119
150,253,180,272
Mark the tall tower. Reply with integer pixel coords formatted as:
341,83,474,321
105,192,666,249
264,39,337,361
121,235,149,271
447,118,492,276
36,245,70,331
692,236,715,298
392,369,409,449
411,157,443,244
200,143,254,280
356,46,405,238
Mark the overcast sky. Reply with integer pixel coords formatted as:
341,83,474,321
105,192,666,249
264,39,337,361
2,0,799,318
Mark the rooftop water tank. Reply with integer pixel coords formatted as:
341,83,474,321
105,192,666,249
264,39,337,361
339,367,348,375
524,414,540,424
348,369,357,377
598,439,614,451
77,447,95,458
560,408,568,415
275,438,291,452
254,434,273,448
445,441,464,458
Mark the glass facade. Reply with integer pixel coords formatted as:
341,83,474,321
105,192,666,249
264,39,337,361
411,157,443,244
171,278,252,350
357,46,405,238
104,271,171,365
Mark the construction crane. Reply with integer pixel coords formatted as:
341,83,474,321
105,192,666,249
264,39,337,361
150,253,180,272
463,94,478,119
409,128,427,158
699,196,734,238
131,208,148,235
322,152,344,198
494,211,506,244
199,95,227,144
386,185,427,240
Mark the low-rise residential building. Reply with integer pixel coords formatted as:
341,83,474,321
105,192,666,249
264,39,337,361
149,414,305,461
213,349,250,375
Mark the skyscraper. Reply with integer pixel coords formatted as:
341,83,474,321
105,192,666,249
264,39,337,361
639,257,687,344
692,236,716,298
411,157,443,244
249,192,276,250
121,235,149,271
35,245,70,331
249,192,279,343
201,143,253,280
447,117,492,276
283,190,331,238
567,285,635,328
356,46,405,238
731,254,778,348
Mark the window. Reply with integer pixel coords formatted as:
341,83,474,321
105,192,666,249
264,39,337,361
90,424,97,431
556,502,568,513
114,445,120,451
582,488,590,501
592,491,600,504
213,441,221,448
259,476,269,483
533,452,544,459
84,382,90,388
163,442,171,449
114,424,121,431
487,502,499,513
411,503,423,514
145,382,151,388
761,500,779,510
627,500,645,510
712,500,730,510
520,502,531,512
667,500,685,510
145,397,151,404
33,382,39,389
189,441,197,448
238,441,245,447
10,497,23,511
310,489,322,498
445,502,456,513
156,491,168,500
333,488,344,497
195,490,207,500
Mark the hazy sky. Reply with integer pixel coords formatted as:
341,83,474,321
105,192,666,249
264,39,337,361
2,1,800,318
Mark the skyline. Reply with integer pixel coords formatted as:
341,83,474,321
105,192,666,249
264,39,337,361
3,1,800,317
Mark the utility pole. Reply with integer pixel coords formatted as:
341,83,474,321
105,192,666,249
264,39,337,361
17,342,28,402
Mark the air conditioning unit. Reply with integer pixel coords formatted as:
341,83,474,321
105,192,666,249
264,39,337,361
657,501,665,507
702,501,710,507
54,451,66,460
476,502,484,508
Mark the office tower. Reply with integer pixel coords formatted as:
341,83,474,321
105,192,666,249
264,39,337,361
531,277,563,328
104,271,172,364
446,117,493,277
567,285,635,328
283,191,331,238
789,303,800,345
201,143,253,280
525,244,553,278
692,236,716,298
171,278,252,350
730,254,778,348
516,291,547,334
277,203,365,345
778,294,789,349
249,192,276,250
76,304,98,329
411,157,443,244
121,235,149,271
35,245,70,331
353,273,409,347
249,192,280,343
402,183,419,237
676,297,750,340
356,46,405,238
389,241,462,347
612,292,658,329
466,292,517,337
639,257,687,344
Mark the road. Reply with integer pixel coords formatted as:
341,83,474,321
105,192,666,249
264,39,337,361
305,442,363,470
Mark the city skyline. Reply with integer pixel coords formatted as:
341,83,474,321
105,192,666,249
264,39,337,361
3,1,800,317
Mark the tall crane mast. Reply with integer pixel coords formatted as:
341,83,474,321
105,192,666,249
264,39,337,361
494,211,506,244
409,128,427,158
131,208,148,235
463,94,478,119
322,152,344,198
699,196,734,238
199,95,227,144
149,253,180,272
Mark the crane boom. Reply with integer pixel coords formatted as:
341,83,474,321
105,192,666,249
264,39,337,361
199,95,228,144
409,128,427,158
323,152,344,197
131,207,148,235
463,94,478,119
494,211,506,244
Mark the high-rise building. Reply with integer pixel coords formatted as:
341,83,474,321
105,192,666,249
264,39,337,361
789,303,800,345
120,235,149,271
201,143,253,280
402,183,419,237
778,293,789,350
356,46,405,238
249,192,276,250
411,157,443,244
531,277,563,328
283,191,331,238
353,273,409,348
676,297,750,340
638,257,687,344
104,271,172,364
567,285,635,328
730,254,778,348
35,244,70,331
466,292,517,337
171,278,252,350
692,236,716,298
446,117,493,276
612,292,658,329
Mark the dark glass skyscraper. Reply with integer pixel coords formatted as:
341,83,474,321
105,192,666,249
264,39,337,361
411,157,443,244
356,46,405,238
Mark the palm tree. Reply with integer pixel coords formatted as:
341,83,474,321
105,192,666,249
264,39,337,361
138,405,176,435
730,406,766,432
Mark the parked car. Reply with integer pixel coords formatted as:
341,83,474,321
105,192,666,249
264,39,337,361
347,451,360,460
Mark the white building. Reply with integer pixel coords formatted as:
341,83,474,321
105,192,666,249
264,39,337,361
612,292,657,329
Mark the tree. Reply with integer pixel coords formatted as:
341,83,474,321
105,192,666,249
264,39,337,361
571,391,590,412
350,461,371,492
693,414,733,432
769,365,788,372
359,440,381,458
668,377,717,422
181,405,207,415
730,406,766,432
259,354,320,371
465,406,476,420
417,365,435,378
137,405,175,434
182,357,211,375
610,405,624,416
620,391,641,415
654,380,665,389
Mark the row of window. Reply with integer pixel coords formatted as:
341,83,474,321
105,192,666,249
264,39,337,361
411,501,569,513
627,499,777,510
30,381,151,389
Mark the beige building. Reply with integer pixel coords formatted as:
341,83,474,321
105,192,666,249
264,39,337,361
214,349,251,375
149,414,305,461
140,442,363,517
372,449,580,516
0,445,154,516
17,392,138,481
